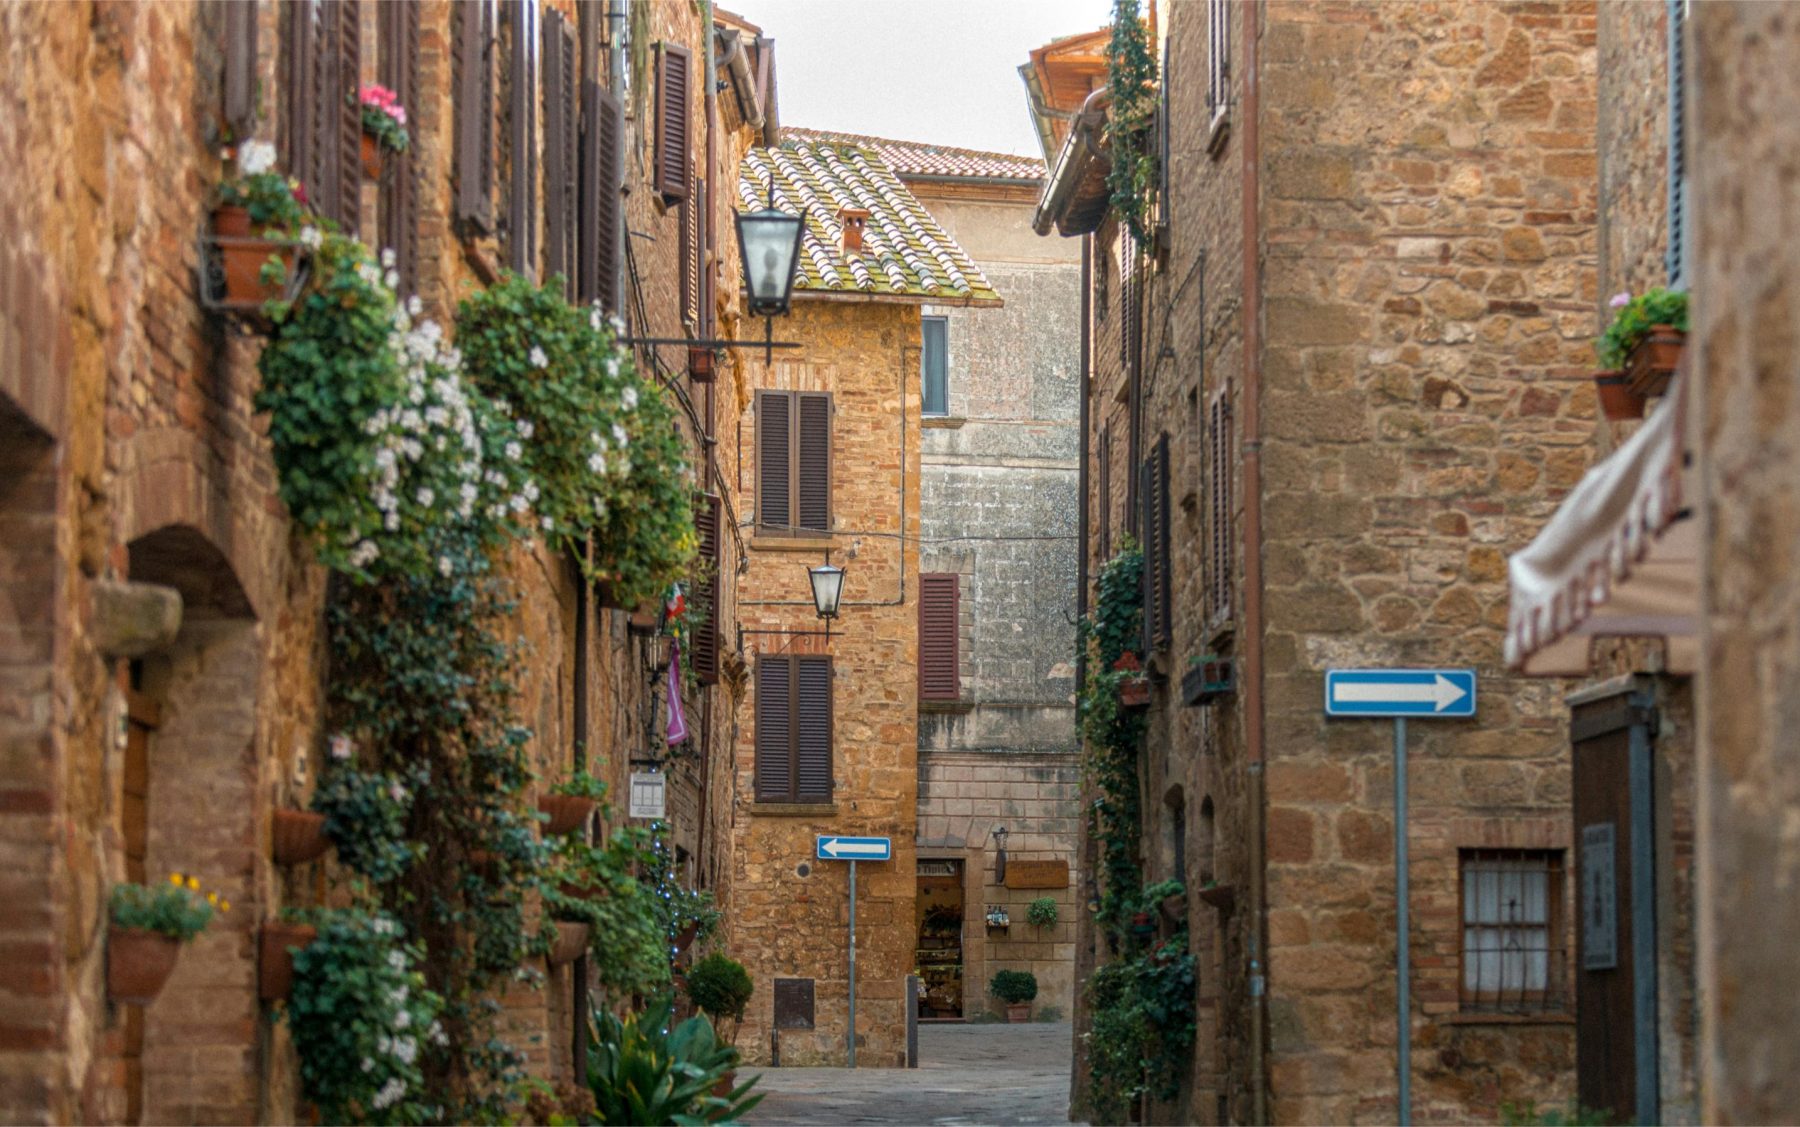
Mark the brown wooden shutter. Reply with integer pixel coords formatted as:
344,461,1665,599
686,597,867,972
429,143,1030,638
312,0,362,234
285,1,320,192
796,392,831,534
756,390,791,533
506,0,538,277
380,0,421,294
795,655,833,801
455,0,496,232
541,6,576,295
754,655,792,801
919,574,960,702
1098,425,1112,560
578,82,624,310
654,43,692,204
692,493,721,686
224,0,258,140
1207,392,1232,622
1143,435,1171,651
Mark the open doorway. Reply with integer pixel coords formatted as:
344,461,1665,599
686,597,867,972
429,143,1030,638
915,858,965,1020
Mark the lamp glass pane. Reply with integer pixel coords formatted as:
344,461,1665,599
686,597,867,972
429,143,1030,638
808,564,845,618
736,208,804,313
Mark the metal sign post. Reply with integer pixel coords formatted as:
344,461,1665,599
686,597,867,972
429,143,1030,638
817,836,890,1069
1325,669,1477,1127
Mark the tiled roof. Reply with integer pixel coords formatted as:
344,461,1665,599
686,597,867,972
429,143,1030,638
738,139,1002,305
784,127,1044,183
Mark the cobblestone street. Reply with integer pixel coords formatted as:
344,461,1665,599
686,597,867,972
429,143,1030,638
744,1023,1076,1125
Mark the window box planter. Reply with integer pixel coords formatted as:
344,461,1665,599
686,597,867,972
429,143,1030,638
1113,651,1152,708
202,206,306,321
107,928,183,1005
271,809,331,866
1594,372,1646,422
537,794,596,836
548,920,591,967
360,133,383,180
1196,882,1236,913
1624,324,1685,400
258,921,318,1002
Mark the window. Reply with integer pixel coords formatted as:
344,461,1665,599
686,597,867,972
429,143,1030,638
1141,434,1171,651
921,316,949,417
919,574,959,701
756,390,832,536
754,653,833,803
1206,0,1231,143
1460,850,1568,1014
1204,391,1232,624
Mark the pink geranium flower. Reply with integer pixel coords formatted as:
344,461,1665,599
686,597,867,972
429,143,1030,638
1609,291,1631,309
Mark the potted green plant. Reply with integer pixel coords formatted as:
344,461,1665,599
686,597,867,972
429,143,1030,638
356,84,410,179
211,140,309,309
1598,287,1689,401
538,767,605,835
1027,896,1059,930
108,874,220,1004
989,969,1039,1023
1113,651,1151,708
685,951,754,1096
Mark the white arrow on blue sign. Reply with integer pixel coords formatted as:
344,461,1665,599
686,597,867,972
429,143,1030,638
817,835,892,861
1325,669,1477,718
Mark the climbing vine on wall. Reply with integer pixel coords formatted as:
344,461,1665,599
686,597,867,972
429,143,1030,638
1106,0,1159,246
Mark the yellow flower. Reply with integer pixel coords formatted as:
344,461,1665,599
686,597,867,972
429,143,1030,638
220,900,231,913
168,873,182,887
187,876,200,891
207,892,218,906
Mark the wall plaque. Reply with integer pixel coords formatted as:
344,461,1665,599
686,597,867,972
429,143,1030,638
1581,822,1618,971
1003,859,1069,889
773,977,815,1030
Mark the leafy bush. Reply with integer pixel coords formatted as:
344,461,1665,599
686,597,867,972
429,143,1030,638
538,830,669,1000
989,969,1039,1005
311,762,422,883
1596,287,1688,370
551,766,608,799
1085,933,1197,1124
685,953,754,1043
109,875,218,941
1027,897,1059,928
586,996,761,1125
287,908,446,1124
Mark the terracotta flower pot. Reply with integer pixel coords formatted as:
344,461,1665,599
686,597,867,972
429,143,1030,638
213,205,295,307
712,1069,738,1099
1624,324,1685,399
272,809,331,865
213,203,254,237
258,921,318,1002
537,794,597,836
360,132,383,180
1197,882,1236,913
672,922,700,954
1119,677,1151,708
1006,1002,1032,1023
548,920,591,967
1594,371,1645,422
628,604,662,634
107,928,183,1005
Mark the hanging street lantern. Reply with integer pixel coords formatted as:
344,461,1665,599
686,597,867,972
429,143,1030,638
808,560,846,622
735,207,806,316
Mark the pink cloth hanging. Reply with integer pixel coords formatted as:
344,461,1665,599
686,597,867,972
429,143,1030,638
666,640,688,745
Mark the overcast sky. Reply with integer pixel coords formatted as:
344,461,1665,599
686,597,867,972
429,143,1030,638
729,0,1111,159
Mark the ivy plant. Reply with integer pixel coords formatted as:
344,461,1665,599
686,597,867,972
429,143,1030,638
1106,0,1159,246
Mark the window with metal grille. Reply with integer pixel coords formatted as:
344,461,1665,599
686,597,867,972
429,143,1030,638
754,653,832,803
755,390,832,536
921,316,949,417
1460,849,1569,1014
919,574,959,701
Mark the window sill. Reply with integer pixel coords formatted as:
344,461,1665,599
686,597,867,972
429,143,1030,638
751,536,836,553
922,416,965,429
919,698,974,714
747,802,838,817
1437,1012,1575,1026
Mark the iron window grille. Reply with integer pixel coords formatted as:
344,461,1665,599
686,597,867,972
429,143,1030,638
1459,849,1569,1015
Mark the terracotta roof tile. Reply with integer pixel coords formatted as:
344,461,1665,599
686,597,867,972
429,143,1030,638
738,138,1001,304
784,127,1045,183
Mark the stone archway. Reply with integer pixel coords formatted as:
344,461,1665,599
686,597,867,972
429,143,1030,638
124,524,262,1126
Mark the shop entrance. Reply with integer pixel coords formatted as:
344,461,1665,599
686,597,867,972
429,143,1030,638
915,859,965,1020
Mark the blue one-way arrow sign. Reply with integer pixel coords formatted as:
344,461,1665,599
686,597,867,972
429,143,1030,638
1325,668,1477,718
817,835,892,862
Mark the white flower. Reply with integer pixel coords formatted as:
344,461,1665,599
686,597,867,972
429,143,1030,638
437,556,453,577
358,262,382,288
587,451,607,475
238,139,276,175
385,269,399,290
393,1008,411,1030
299,226,323,250
406,295,423,316
529,345,548,369
384,511,400,532
389,781,408,803
517,419,535,440
612,422,629,447
590,307,603,330
460,483,478,506
330,734,353,761
415,487,434,508
388,950,407,971
373,1077,406,1110
361,1057,375,1074
593,498,607,518
394,1035,418,1065
510,494,529,514
541,515,554,530
381,247,397,269
429,1021,449,1047
622,385,639,410
350,540,381,568
521,480,539,503
504,441,523,462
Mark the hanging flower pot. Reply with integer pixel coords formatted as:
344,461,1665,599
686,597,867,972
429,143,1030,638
258,921,318,1002
628,603,662,634
1197,882,1236,913
537,794,597,836
1624,324,1685,399
360,132,383,180
1593,372,1645,422
1157,891,1188,924
107,928,183,1005
672,922,701,955
1119,677,1151,708
272,809,331,866
548,921,591,967
211,206,296,307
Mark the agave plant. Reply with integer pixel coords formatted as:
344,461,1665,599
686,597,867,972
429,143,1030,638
586,995,762,1125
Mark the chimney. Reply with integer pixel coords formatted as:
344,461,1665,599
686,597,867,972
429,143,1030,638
837,207,870,256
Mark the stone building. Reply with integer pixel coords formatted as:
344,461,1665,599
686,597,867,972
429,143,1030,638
0,0,764,1119
727,136,998,1065
783,129,1085,1022
1029,2,1604,1121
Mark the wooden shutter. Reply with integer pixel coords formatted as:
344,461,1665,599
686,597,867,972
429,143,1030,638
692,493,721,685
1206,393,1232,622
285,1,320,195
796,392,831,534
333,0,361,234
919,574,960,701
506,0,538,277
654,43,692,204
223,0,258,140
1097,425,1112,560
455,0,496,232
542,7,577,295
754,655,792,801
756,390,791,533
1144,435,1171,651
380,0,421,294
795,656,833,801
578,82,624,310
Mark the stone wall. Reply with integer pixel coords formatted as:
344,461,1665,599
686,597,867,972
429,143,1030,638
727,298,921,1067
1689,4,1800,1120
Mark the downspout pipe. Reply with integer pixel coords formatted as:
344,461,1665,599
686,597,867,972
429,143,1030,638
608,0,627,314
1240,2,1269,1123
